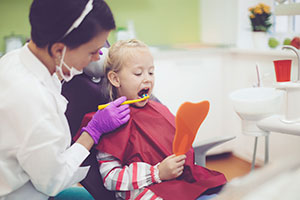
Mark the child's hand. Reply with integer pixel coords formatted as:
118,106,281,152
158,154,186,181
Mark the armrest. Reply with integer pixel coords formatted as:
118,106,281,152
193,135,236,167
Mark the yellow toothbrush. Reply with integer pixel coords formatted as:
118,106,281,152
98,94,150,110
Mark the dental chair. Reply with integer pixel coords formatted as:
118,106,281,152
62,44,115,200
61,45,235,200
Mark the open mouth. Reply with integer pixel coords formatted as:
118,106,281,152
138,88,150,98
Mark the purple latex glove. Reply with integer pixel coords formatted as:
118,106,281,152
82,96,130,144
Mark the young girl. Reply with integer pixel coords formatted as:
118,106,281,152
78,39,227,200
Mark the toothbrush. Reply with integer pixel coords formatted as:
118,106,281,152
255,63,262,87
98,94,149,110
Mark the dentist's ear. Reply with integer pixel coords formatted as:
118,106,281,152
50,42,65,58
107,71,120,87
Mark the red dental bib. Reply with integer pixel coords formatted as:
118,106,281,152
86,101,226,199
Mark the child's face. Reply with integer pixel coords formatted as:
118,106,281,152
116,47,154,107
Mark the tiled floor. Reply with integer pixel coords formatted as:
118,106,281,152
206,152,254,181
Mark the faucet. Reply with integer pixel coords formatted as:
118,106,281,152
282,45,300,82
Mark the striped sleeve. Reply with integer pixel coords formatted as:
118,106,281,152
96,152,160,191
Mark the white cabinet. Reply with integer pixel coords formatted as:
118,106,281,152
153,49,232,154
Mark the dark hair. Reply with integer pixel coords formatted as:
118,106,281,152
29,0,115,54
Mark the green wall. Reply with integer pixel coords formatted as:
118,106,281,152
0,0,201,53
0,0,32,53
106,0,201,46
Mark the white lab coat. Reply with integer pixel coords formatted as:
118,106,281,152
0,44,90,199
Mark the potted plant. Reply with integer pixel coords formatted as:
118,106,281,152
249,3,272,49
249,3,272,32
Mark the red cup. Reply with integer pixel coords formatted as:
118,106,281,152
273,59,292,82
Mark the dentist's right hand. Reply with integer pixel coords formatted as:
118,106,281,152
81,96,130,144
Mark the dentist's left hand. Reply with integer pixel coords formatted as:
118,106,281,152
81,96,130,144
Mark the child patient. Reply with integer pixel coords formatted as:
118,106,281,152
80,39,226,200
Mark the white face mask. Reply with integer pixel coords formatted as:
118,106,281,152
56,46,83,82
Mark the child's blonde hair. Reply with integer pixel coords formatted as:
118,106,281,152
104,39,149,101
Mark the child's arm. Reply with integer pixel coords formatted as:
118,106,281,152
97,152,161,191
97,152,186,191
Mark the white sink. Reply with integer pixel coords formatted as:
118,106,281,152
230,87,284,136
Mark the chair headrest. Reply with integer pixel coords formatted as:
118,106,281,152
83,47,109,82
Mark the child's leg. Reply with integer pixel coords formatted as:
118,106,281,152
196,194,217,200
196,185,224,200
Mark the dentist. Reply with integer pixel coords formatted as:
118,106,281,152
0,0,130,199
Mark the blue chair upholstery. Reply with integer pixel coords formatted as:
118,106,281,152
53,187,94,200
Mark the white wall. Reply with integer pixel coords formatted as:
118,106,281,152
199,0,238,46
199,0,274,48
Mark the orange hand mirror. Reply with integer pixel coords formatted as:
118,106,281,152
172,100,210,156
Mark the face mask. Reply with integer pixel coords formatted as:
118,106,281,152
56,46,83,82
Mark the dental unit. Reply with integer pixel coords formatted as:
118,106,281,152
230,45,300,170
258,45,300,133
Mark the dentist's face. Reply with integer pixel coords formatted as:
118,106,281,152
116,47,154,107
62,30,110,73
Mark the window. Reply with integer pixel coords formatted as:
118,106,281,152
296,12,300,32
273,0,300,33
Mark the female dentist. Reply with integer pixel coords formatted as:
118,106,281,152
0,0,130,199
